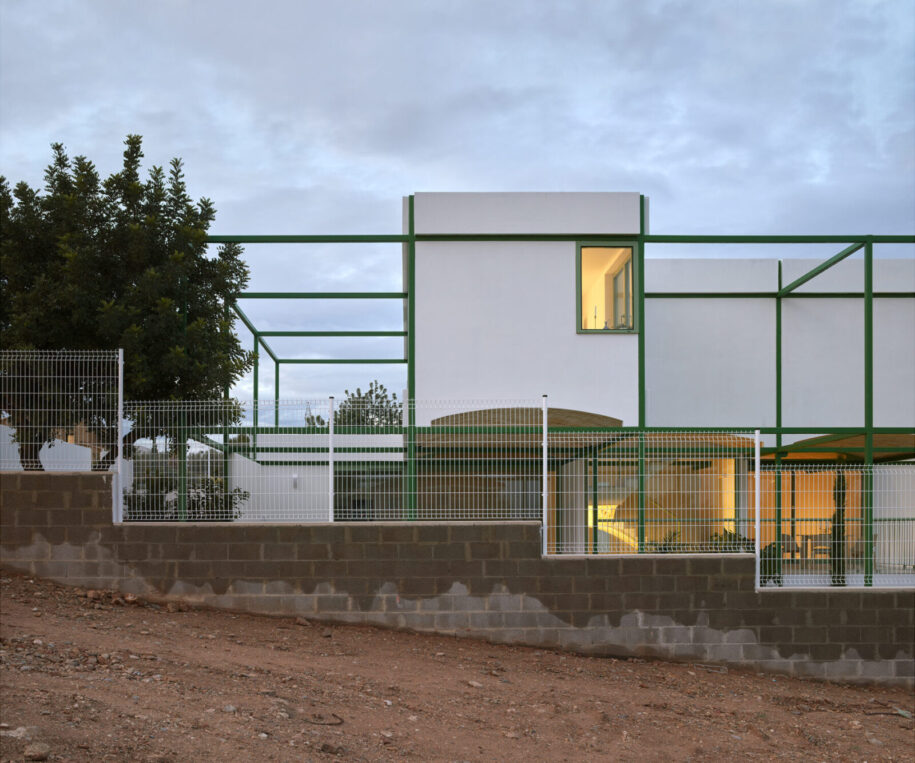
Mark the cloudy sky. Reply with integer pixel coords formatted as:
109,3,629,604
2,0,913,399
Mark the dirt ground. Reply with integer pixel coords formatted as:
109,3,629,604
1,568,912,762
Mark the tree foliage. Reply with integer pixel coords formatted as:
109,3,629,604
305,381,403,428
0,136,253,467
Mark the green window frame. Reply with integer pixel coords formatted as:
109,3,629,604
576,241,640,334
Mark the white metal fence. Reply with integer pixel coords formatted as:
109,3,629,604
0,350,122,471
755,463,915,589
118,398,545,523
2,351,913,588
547,430,759,555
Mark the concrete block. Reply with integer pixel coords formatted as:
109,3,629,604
659,626,692,645
435,612,470,630
858,661,895,679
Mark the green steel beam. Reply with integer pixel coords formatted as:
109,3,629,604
207,234,408,244
227,445,405,454
643,235,915,244
231,304,260,337
778,242,864,296
257,336,279,364
645,292,914,299
278,358,407,364
257,330,406,337
211,424,911,436
210,233,914,245
417,233,641,242
240,292,406,299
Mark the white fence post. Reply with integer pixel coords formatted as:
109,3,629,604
328,396,335,522
114,348,124,523
542,394,548,556
754,429,761,589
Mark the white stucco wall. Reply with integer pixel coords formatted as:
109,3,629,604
413,192,641,235
411,193,642,424
645,297,776,427
644,258,913,428
409,194,912,430
413,241,639,424
874,298,915,427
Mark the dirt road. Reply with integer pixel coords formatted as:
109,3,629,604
1,568,912,761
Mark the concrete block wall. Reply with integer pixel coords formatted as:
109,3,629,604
1,473,912,686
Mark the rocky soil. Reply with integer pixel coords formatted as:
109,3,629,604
1,568,913,762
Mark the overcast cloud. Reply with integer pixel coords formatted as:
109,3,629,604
2,0,913,398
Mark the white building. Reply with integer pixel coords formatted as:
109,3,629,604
408,191,915,431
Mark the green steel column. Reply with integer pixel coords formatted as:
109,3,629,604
864,238,874,585
222,306,230,498
638,431,646,553
591,451,599,554
638,195,647,427
177,409,187,521
178,280,188,520
774,262,783,580
252,334,259,461
406,195,417,519
274,359,280,427
637,197,647,554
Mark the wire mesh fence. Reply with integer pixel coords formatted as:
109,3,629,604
0,350,121,471
754,463,915,589
546,430,758,555
3,351,911,589
119,398,545,522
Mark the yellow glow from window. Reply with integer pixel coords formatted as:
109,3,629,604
580,247,632,330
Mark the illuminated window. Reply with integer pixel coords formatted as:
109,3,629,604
578,244,636,332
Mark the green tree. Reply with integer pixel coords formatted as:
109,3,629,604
0,136,253,468
304,381,403,428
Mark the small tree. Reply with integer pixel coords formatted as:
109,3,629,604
1,136,253,468
304,381,403,429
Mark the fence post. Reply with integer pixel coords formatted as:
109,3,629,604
177,406,187,521
114,348,124,523
328,396,335,522
541,395,548,556
754,429,761,589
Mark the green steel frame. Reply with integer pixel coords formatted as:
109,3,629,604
207,198,914,574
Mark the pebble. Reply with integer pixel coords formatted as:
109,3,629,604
322,629,333,638
223,705,237,713
467,680,483,688
24,742,51,761
258,732,268,739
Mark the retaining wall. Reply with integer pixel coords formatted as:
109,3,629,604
1,473,912,686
